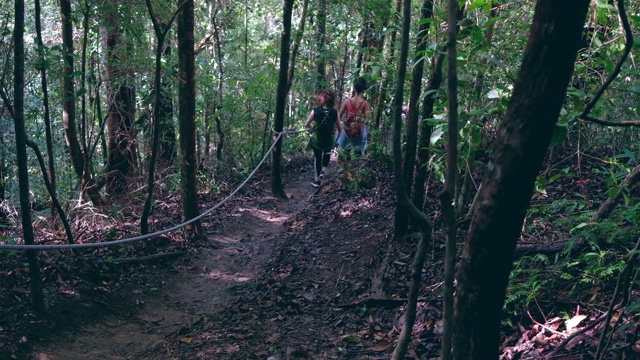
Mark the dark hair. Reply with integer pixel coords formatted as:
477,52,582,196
353,77,367,94
317,89,336,108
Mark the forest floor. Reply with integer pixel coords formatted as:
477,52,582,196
0,150,636,359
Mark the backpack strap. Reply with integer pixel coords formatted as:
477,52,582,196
356,99,366,115
347,98,365,114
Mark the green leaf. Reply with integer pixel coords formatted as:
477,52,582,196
550,123,568,146
570,222,590,233
594,0,616,10
430,125,445,145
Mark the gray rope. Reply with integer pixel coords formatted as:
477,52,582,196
0,130,297,251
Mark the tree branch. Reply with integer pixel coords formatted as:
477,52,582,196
579,0,635,126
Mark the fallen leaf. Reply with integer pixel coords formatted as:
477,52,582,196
267,334,281,343
341,334,360,342
565,314,587,333
179,337,192,343
370,342,391,352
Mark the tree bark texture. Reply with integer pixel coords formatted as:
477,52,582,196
14,0,45,311
270,0,293,199
411,52,443,211
34,0,57,221
315,0,327,91
103,11,138,195
453,2,590,359
59,0,101,205
59,0,82,180
396,0,434,236
177,0,202,233
159,29,176,163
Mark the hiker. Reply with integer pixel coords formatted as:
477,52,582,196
337,77,371,155
305,89,341,188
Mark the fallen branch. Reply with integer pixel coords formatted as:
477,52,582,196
592,163,640,221
513,239,586,258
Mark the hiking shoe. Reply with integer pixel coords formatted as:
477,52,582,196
319,171,325,179
311,180,321,188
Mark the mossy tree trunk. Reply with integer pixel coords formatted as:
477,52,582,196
103,9,138,195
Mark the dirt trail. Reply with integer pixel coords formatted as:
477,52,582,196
31,168,316,360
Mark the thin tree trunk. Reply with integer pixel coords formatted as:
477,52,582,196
215,116,224,161
60,0,101,205
411,53,443,211
390,1,433,358
14,0,45,311
455,3,497,218
34,0,57,223
452,2,589,358
177,0,203,236
158,26,176,163
271,0,294,199
210,1,225,164
411,1,464,213
396,0,434,236
26,140,74,245
286,0,309,93
440,0,460,356
141,0,180,235
315,0,327,91
373,0,401,132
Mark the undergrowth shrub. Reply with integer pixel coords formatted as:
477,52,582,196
507,195,640,324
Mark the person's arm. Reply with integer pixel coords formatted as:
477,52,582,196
364,101,372,119
304,110,314,129
334,109,342,132
338,100,348,123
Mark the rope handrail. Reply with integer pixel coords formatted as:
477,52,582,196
0,130,301,251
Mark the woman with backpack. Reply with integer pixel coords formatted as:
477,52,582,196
305,89,341,188
337,77,371,155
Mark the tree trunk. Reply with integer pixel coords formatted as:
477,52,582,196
452,2,589,358
315,0,327,91
440,0,461,356
390,0,434,358
14,0,45,311
455,3,498,219
271,0,294,199
411,53,443,211
159,28,176,163
60,0,101,205
141,0,176,235
286,0,309,93
177,0,203,236
103,10,138,195
411,3,463,213
215,115,224,161
373,0,402,132
34,0,57,222
395,0,434,236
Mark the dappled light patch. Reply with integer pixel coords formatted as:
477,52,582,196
337,198,374,218
203,269,253,282
237,207,290,224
